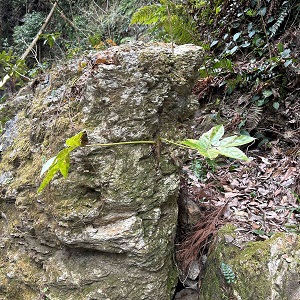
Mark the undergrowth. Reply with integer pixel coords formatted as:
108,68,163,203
130,0,299,144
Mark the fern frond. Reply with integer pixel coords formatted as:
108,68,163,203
269,1,290,38
220,262,236,284
130,4,165,26
167,15,199,44
245,105,263,130
130,0,199,45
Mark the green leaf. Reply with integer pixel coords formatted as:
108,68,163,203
66,131,84,147
241,41,251,47
207,148,220,159
259,7,267,16
40,156,56,177
281,49,291,58
253,229,266,235
277,43,284,52
199,67,209,78
38,148,73,192
262,89,273,98
210,40,219,47
130,4,161,25
230,46,238,54
257,99,266,106
215,5,221,14
284,59,292,67
213,59,233,72
246,9,256,17
273,102,280,110
219,135,255,147
38,131,87,193
248,30,256,38
210,125,224,146
37,164,60,193
200,133,212,149
180,139,208,157
58,152,70,178
233,32,241,41
199,127,214,149
219,146,250,161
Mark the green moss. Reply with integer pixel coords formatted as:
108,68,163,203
168,260,179,298
1,253,42,300
218,224,236,235
200,230,300,300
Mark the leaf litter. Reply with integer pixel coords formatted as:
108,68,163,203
177,140,300,275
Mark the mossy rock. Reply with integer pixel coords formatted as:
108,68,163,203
0,43,203,299
200,226,300,300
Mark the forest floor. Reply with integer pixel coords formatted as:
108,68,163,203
184,94,300,240
174,85,300,299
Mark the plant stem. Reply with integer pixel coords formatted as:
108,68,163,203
85,140,156,147
84,138,190,149
160,138,190,149
166,1,174,54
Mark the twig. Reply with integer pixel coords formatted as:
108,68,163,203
50,0,88,39
20,2,58,61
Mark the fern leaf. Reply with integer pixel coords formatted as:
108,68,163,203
130,0,199,45
220,262,236,284
130,4,165,26
269,1,290,38
246,105,263,130
164,14,199,44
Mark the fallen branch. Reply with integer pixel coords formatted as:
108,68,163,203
0,1,58,88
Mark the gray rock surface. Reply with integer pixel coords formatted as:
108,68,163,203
0,43,203,299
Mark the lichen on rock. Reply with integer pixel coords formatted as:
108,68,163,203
0,42,203,299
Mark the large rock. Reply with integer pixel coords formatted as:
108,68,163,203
199,226,300,300
0,43,203,299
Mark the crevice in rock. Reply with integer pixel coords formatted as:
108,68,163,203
172,279,185,300
173,174,228,299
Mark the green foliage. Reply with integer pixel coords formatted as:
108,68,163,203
38,125,254,193
269,1,290,39
88,33,103,47
180,125,254,161
38,131,85,193
188,0,299,133
70,0,144,47
130,0,200,44
1,0,146,65
0,50,27,88
40,32,61,48
13,11,45,55
220,262,236,284
191,158,216,183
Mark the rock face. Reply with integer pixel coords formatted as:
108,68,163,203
0,43,203,299
199,226,300,300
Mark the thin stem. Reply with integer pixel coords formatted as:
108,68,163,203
83,138,190,149
166,1,174,54
160,138,190,149
85,140,156,147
